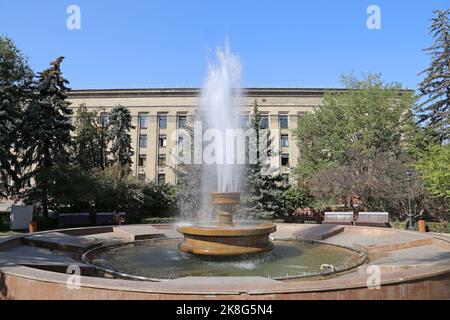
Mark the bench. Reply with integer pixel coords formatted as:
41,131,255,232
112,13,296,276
323,212,354,225
354,212,389,227
96,212,126,226
58,213,91,228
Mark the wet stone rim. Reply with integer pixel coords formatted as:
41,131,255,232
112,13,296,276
81,238,368,282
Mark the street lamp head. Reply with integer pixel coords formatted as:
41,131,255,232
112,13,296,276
406,170,412,181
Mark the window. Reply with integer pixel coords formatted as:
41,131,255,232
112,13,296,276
279,114,288,129
282,174,289,187
281,153,289,166
240,115,249,129
281,134,289,147
139,134,147,148
157,174,166,185
178,115,187,129
99,112,109,127
138,174,146,181
139,114,149,129
138,154,147,167
159,115,167,129
260,115,269,129
158,154,166,167
159,134,167,147
178,135,184,145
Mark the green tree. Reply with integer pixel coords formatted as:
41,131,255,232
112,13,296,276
20,57,73,217
0,36,33,197
417,9,450,142
240,101,286,220
73,105,108,170
142,181,178,211
416,144,450,199
284,187,315,213
307,151,430,219
21,165,96,213
295,73,413,184
107,105,134,177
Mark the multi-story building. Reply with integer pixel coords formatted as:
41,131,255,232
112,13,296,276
68,88,338,186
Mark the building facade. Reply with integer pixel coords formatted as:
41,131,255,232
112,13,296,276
68,88,334,185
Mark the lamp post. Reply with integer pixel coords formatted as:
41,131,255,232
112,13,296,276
406,170,414,230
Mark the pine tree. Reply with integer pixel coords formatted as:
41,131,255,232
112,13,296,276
107,105,135,177
20,57,73,217
73,105,108,170
417,9,450,142
239,101,286,220
0,36,33,198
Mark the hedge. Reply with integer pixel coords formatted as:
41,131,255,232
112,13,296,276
140,217,177,224
391,220,450,234
0,215,9,231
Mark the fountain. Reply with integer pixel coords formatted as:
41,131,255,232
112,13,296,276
178,192,276,256
176,43,276,256
81,43,366,281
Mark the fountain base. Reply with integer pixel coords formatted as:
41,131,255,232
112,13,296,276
178,192,277,256
178,223,277,256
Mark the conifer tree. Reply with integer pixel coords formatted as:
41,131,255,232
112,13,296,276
240,101,286,220
21,57,73,217
0,36,33,197
417,9,450,142
107,105,135,177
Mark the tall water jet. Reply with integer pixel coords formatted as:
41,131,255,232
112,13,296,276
199,44,243,220
177,42,276,256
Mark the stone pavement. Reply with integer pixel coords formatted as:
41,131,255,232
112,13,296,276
113,225,166,240
22,232,102,253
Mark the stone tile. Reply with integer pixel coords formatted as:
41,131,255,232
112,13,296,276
113,225,166,241
22,232,102,253
292,224,344,241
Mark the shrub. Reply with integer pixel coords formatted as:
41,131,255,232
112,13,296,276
141,217,177,224
284,187,315,213
0,215,9,231
33,215,58,231
391,220,450,233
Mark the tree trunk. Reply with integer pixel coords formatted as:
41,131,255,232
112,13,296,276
41,180,49,219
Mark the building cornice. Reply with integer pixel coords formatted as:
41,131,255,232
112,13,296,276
68,88,348,99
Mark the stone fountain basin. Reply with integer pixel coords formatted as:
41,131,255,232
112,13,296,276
177,223,277,256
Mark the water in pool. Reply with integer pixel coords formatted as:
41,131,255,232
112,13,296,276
86,239,365,280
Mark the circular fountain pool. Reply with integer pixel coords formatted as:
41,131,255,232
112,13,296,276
83,239,367,281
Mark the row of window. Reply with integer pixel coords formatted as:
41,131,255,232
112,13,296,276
138,154,167,167
138,114,290,130
140,133,289,149
239,114,289,129
139,173,166,185
143,172,287,187
139,134,169,148
98,113,298,130
138,114,187,130
137,153,289,168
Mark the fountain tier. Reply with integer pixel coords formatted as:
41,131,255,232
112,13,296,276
178,192,277,256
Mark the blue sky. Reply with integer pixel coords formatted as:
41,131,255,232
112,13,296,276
0,0,447,90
